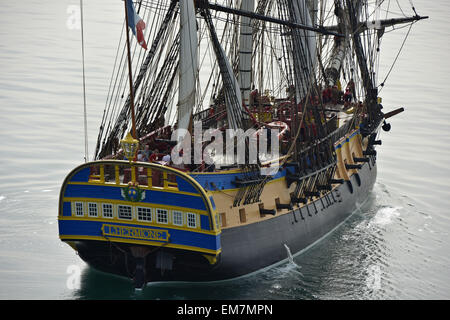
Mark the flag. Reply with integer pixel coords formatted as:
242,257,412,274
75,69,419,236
126,0,147,50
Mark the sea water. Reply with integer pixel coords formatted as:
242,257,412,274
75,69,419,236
0,0,449,299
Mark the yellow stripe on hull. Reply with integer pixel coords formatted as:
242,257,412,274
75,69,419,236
60,235,221,255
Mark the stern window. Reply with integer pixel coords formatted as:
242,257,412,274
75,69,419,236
186,213,197,228
102,203,113,218
172,211,184,226
74,202,84,217
137,207,152,222
118,205,133,220
156,209,168,224
88,203,98,217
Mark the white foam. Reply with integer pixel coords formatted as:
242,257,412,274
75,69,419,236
281,244,303,276
369,206,402,226
284,244,294,265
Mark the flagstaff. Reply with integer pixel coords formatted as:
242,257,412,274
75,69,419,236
124,0,137,139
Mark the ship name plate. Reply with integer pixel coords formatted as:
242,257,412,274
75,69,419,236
101,224,169,242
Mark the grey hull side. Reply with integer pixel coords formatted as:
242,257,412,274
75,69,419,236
214,159,377,279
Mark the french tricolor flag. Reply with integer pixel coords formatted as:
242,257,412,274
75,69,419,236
126,0,147,50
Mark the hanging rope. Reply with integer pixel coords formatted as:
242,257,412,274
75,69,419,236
80,0,89,162
378,22,413,92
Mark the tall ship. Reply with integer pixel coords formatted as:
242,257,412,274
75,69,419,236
58,0,426,288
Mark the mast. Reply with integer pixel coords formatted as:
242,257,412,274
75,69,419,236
346,0,374,100
124,0,137,139
346,0,386,124
324,1,348,87
94,1,178,160
325,2,427,90
289,0,317,101
200,5,244,130
178,0,198,134
238,0,254,109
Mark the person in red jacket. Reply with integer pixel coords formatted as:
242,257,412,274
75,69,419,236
149,148,159,162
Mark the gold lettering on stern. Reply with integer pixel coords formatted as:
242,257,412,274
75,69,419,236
101,224,170,242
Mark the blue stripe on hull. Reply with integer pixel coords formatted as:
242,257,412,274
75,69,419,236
189,167,288,191
175,176,199,194
63,202,71,217
200,215,210,230
70,167,91,182
59,219,221,251
64,184,207,211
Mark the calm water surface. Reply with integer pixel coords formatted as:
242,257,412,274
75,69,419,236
0,0,449,299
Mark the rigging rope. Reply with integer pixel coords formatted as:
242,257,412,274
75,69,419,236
80,0,89,162
378,21,413,92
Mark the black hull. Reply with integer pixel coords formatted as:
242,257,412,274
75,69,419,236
75,158,377,284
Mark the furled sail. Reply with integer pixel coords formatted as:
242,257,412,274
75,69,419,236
177,0,198,133
325,1,348,87
306,0,318,26
290,0,317,101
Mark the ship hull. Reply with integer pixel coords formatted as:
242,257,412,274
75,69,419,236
72,157,377,283
216,158,377,280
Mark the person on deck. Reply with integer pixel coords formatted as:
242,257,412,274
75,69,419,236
208,107,215,118
331,85,340,104
343,88,353,108
250,88,260,106
347,79,356,100
322,86,332,104
162,150,171,164
149,148,159,162
142,144,151,161
287,84,296,100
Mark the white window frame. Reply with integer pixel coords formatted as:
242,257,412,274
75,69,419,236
156,208,169,224
88,202,98,217
186,212,197,229
118,205,133,220
172,210,184,227
74,202,84,217
102,203,114,219
137,207,153,222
